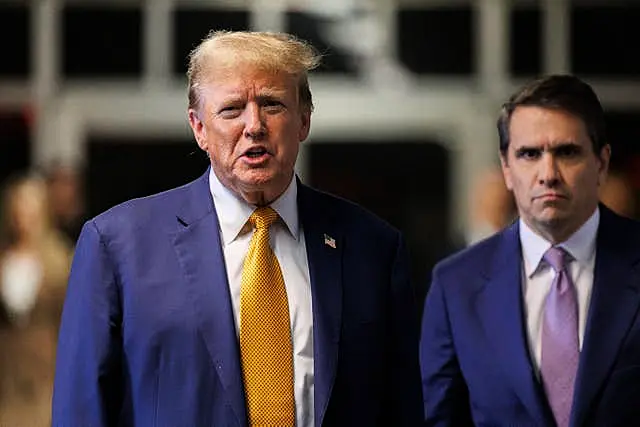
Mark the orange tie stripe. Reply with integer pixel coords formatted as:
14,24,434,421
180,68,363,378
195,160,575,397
239,207,296,426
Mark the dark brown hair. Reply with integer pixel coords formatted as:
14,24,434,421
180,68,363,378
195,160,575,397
497,75,607,156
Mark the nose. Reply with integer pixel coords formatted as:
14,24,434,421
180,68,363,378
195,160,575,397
538,152,560,187
243,103,266,140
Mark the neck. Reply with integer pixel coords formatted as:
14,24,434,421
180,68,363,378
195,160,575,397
10,237,41,253
525,205,598,245
214,170,294,207
535,225,575,245
239,186,287,206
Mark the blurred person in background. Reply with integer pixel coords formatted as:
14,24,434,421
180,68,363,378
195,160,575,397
0,174,72,427
466,167,516,245
599,170,636,218
44,162,86,244
421,74,640,426
52,30,422,426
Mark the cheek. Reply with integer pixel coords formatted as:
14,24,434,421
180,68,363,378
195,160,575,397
280,139,301,165
208,126,243,157
509,178,530,204
567,167,597,188
270,122,301,158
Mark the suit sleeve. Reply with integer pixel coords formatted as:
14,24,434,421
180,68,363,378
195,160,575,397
52,220,123,427
384,233,424,425
420,266,473,426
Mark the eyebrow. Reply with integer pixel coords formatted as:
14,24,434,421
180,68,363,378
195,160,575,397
218,89,288,105
256,88,288,100
515,141,581,151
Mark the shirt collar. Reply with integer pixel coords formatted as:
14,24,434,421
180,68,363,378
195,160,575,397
208,168,299,245
519,206,600,277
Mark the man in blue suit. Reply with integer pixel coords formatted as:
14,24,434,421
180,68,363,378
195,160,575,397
420,75,640,426
52,31,422,426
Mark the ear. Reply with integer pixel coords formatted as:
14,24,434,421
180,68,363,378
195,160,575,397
298,109,311,142
597,144,612,186
499,152,514,191
188,109,207,151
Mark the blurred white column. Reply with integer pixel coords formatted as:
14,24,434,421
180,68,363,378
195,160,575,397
250,0,286,32
144,0,173,89
476,0,510,100
31,0,65,168
543,0,570,74
457,0,509,238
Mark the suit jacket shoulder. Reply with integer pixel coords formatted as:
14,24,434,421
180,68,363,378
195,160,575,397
297,183,402,246
431,225,515,287
598,205,640,258
431,206,640,294
90,173,211,240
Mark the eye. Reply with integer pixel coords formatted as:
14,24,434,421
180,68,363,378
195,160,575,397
262,99,285,112
556,145,581,158
218,105,242,118
515,148,541,160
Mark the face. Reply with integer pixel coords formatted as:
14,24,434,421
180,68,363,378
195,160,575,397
188,65,311,205
8,181,48,240
48,167,82,219
500,106,610,243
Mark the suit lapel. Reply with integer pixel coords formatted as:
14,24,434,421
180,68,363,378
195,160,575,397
476,223,552,426
571,207,640,427
298,183,342,427
171,171,247,426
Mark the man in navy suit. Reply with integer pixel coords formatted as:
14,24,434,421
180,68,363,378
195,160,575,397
52,31,422,426
420,74,640,426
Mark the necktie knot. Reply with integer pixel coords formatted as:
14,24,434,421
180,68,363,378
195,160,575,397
543,246,572,272
249,207,278,230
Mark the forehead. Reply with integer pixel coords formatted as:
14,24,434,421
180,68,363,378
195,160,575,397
508,106,591,149
11,182,45,206
202,64,299,99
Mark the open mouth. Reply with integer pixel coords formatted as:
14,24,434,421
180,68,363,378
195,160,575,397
244,147,268,158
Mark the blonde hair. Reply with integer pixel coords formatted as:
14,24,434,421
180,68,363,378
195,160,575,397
187,30,321,113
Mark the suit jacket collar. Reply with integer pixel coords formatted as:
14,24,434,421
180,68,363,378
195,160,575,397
476,221,554,426
171,170,344,427
297,180,343,427
172,169,248,426
570,205,640,426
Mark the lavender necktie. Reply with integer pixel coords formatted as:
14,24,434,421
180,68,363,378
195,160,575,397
541,246,579,427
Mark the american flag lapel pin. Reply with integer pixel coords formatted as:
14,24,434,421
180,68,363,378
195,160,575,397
324,233,336,249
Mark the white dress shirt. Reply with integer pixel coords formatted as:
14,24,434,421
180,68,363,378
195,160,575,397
1,251,42,320
519,207,599,374
209,169,314,427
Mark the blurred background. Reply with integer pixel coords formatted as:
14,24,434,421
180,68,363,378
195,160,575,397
1,0,640,422
2,0,640,319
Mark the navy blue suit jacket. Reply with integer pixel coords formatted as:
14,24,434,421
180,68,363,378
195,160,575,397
52,170,423,426
420,206,640,426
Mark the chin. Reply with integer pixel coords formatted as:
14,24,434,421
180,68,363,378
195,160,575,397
240,175,275,190
237,166,274,182
536,211,569,228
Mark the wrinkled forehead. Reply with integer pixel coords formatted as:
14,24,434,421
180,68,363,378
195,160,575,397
508,106,592,147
